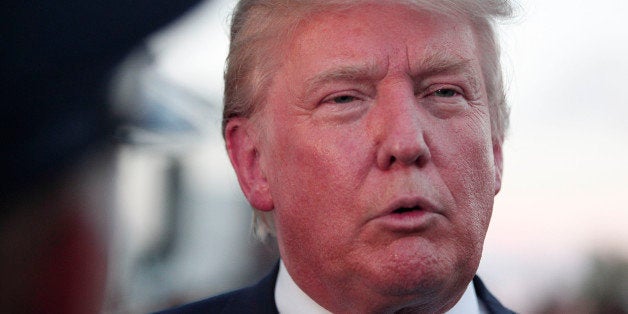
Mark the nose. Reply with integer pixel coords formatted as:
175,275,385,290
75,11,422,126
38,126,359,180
375,86,431,170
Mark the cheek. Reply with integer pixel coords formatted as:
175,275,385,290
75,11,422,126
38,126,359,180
434,115,495,222
269,121,371,197
428,121,495,263
267,123,373,241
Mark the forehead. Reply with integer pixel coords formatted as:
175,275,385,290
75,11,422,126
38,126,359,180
280,2,481,81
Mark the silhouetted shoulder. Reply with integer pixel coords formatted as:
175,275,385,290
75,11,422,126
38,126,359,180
155,265,279,314
473,276,517,314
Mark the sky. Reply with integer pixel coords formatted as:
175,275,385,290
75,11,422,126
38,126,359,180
140,0,628,311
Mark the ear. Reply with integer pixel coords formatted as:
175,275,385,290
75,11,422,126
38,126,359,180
225,118,274,211
492,141,504,195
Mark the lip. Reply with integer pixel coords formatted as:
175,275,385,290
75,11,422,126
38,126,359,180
372,196,440,232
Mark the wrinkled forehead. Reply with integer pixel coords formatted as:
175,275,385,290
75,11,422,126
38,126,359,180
290,3,476,52
274,2,482,87
271,1,481,73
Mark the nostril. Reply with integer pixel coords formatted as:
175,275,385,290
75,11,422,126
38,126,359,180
376,132,431,170
415,154,429,168
389,156,396,166
383,150,429,169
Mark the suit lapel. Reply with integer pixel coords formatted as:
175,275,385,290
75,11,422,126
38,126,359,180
220,263,280,314
473,276,516,314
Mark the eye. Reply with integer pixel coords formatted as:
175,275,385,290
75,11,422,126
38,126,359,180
433,88,459,98
316,91,369,121
321,92,363,105
331,95,357,104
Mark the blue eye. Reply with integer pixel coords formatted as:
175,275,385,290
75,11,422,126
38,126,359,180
433,88,458,97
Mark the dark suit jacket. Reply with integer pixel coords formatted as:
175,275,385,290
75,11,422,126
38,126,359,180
158,264,515,314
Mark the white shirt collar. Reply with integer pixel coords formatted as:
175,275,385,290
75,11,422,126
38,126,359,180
275,260,486,313
275,261,331,314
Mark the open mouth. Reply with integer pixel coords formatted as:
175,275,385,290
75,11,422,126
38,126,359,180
392,206,422,214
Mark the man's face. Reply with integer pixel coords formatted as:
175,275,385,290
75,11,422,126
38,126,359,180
231,3,503,312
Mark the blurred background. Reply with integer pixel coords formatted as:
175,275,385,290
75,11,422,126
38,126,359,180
103,0,628,312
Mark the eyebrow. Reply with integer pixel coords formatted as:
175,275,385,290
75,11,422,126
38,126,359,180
303,61,384,98
410,52,483,93
301,52,483,98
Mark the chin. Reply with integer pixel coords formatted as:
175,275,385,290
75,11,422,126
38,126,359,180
366,241,479,300
361,260,475,313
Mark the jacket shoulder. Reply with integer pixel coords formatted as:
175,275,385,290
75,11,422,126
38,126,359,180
155,265,279,314
473,276,517,314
